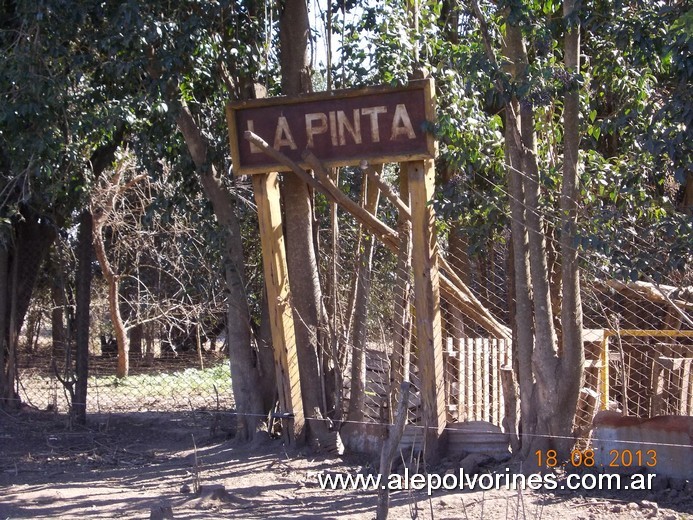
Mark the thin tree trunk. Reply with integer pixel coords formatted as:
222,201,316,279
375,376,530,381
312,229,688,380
326,168,344,422
5,245,19,405
279,0,329,442
0,245,9,406
92,216,130,378
390,173,412,412
521,94,560,461
557,0,584,456
447,227,470,339
347,174,381,423
73,210,93,424
176,105,264,441
502,21,537,459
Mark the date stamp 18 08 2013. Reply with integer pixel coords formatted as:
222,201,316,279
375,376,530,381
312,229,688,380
536,449,658,469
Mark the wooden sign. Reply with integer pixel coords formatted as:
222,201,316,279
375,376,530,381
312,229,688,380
226,79,437,175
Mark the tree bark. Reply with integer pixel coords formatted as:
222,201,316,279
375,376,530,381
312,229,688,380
447,227,471,338
73,210,93,424
0,244,9,406
279,0,329,441
1,214,56,406
390,172,412,411
557,0,585,455
502,21,537,459
176,105,265,441
347,174,381,423
92,210,130,378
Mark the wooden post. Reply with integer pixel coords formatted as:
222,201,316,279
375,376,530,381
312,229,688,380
681,358,692,415
491,338,499,425
650,358,666,417
457,338,465,421
474,338,482,420
483,338,490,422
252,172,305,444
599,335,610,410
405,159,445,457
466,338,473,420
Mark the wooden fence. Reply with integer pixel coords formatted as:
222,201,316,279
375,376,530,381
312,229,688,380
444,337,512,426
357,338,513,426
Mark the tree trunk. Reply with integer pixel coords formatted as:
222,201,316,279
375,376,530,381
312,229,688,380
129,324,143,357
176,106,265,441
502,21,537,459
557,0,585,456
279,0,329,442
389,171,413,411
96,224,129,378
1,215,56,406
347,174,381,423
0,244,9,406
326,168,344,422
73,210,93,424
520,89,560,462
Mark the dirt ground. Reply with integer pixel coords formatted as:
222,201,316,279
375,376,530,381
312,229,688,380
1,409,691,519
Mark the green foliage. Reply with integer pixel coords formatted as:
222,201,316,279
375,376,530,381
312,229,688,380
329,0,691,284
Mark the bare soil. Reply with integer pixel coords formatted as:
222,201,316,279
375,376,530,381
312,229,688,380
1,409,691,519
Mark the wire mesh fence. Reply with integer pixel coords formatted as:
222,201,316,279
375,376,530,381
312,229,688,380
16,348,233,414
8,158,692,458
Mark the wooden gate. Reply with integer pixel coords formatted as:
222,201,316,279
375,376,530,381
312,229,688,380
444,337,512,426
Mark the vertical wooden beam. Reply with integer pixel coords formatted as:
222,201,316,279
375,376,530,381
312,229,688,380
252,172,305,444
599,335,610,410
474,338,482,420
405,159,445,457
681,359,692,415
466,338,473,420
483,338,490,422
492,338,500,425
650,358,666,417
457,338,465,421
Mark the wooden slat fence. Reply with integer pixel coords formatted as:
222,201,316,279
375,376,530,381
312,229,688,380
444,337,512,426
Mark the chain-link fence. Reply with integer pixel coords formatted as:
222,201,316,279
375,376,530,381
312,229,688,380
10,161,692,452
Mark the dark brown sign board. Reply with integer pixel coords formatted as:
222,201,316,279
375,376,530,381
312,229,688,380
226,79,437,176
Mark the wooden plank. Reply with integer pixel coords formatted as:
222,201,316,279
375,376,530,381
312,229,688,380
457,338,464,421
406,158,445,456
483,338,490,422
228,80,437,175
445,347,454,421
252,173,305,444
466,338,473,421
474,338,482,420
491,339,500,425
681,358,692,415
650,358,666,417
684,359,693,415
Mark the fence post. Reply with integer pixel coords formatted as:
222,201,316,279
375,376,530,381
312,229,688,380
466,338,473,420
405,159,446,458
491,338,499,425
252,172,305,444
457,337,465,421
